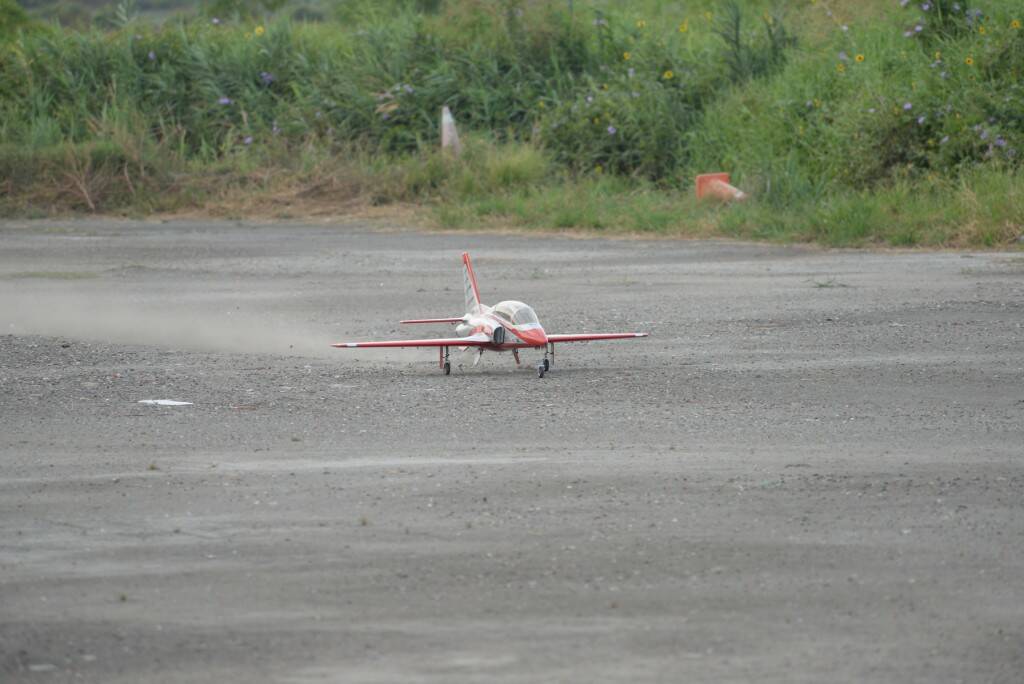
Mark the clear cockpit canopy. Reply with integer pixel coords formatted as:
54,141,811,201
492,300,539,327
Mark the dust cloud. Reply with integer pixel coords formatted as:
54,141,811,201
0,292,335,358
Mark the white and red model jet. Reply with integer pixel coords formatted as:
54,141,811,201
332,253,648,377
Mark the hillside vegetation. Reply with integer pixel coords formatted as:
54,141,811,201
1,0,1022,246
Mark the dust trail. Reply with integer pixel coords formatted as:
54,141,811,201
0,293,336,358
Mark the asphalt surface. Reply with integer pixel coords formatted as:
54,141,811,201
1,219,1022,683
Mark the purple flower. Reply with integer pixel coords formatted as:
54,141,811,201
607,125,617,135
940,135,949,144
921,2,931,10
917,115,926,125
586,95,594,104
979,129,989,140
868,107,876,113
903,30,914,37
627,67,635,78
381,113,390,121
243,136,253,145
839,51,849,61
403,84,414,94
903,102,913,110
914,23,924,32
315,111,322,119
900,0,910,6
147,50,156,61
211,17,220,25
995,137,1007,148
218,96,232,105
260,71,274,85
952,3,961,11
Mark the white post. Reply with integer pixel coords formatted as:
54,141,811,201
441,106,462,157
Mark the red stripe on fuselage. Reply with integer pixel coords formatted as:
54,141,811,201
474,314,547,350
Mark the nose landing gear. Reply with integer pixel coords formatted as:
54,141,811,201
439,346,451,375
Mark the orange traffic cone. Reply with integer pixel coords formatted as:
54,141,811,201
696,173,748,202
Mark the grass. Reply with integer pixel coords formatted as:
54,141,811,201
0,0,1022,248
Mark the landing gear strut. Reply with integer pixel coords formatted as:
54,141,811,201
439,346,451,375
538,343,553,378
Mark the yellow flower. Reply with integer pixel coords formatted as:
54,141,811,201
978,25,986,35
836,63,846,73
595,164,603,174
678,20,688,33
1012,19,1021,29
254,25,265,37
601,83,609,90
662,70,674,80
623,51,631,61
537,100,545,109
934,51,941,60
636,19,646,29
593,117,600,125
855,54,865,63
965,56,974,66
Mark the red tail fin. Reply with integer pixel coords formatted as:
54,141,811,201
462,252,482,314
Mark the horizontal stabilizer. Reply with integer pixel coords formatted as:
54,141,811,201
400,317,464,324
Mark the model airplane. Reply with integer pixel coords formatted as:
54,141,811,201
332,252,648,377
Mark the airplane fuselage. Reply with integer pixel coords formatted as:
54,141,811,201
456,301,548,350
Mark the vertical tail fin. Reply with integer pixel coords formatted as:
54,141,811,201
462,252,482,315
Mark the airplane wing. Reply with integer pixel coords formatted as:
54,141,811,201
332,332,491,349
545,333,649,343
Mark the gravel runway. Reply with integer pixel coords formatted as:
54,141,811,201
1,219,1022,683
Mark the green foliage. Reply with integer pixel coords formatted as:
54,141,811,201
0,0,34,36
1,0,1023,247
714,1,795,84
689,0,1024,206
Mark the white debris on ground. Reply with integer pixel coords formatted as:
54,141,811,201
138,400,193,406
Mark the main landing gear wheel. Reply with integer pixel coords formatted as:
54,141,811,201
537,362,546,378
543,358,550,371
443,362,451,375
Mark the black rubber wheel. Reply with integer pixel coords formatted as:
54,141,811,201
537,363,545,378
443,362,451,375
543,358,550,371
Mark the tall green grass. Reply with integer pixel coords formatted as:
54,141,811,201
1,0,1022,246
